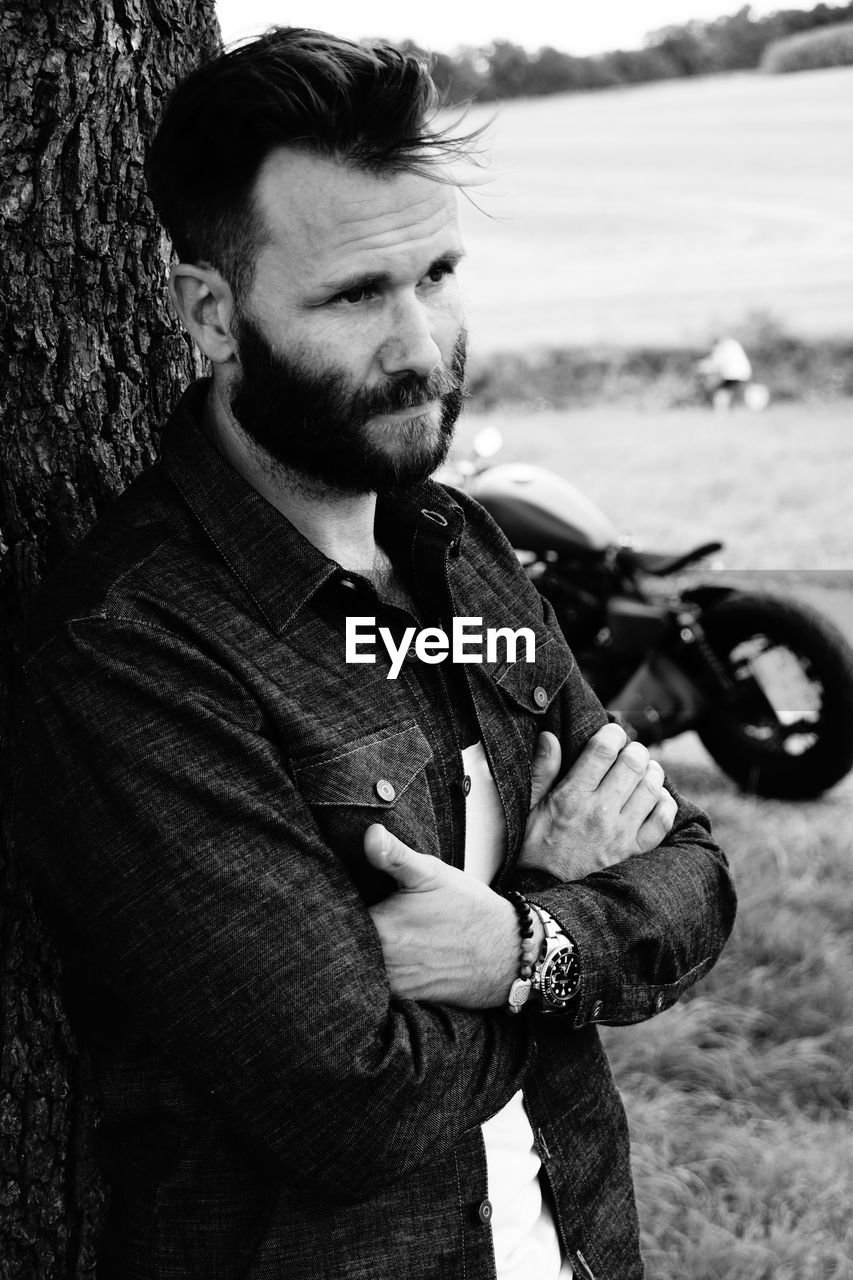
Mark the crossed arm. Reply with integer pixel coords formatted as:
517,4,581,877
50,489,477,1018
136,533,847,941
15,615,734,1193
367,722,679,1009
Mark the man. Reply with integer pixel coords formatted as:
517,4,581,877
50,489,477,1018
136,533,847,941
11,28,736,1280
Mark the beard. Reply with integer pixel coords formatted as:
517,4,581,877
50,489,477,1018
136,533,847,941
228,310,468,495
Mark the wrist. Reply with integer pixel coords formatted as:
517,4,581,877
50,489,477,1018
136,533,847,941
489,895,528,1008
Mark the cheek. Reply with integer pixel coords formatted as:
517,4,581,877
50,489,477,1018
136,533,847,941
289,317,376,386
430,288,466,357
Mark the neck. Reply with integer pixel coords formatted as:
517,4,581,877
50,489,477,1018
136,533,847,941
204,378,380,573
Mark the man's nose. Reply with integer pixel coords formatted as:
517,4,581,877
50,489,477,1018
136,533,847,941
379,294,442,380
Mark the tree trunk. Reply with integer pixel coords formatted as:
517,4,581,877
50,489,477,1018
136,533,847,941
0,3,220,1273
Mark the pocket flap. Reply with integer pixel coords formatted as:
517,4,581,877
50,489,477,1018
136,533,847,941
293,723,433,808
493,634,575,714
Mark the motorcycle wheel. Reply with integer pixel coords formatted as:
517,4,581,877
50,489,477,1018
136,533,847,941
695,592,853,799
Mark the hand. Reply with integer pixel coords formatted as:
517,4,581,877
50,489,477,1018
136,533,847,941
364,825,524,1008
519,723,677,881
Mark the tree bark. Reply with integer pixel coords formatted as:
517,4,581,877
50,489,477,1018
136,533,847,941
1,3,220,1273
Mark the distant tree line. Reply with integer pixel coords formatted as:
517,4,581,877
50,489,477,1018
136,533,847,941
400,3,853,102
762,16,853,68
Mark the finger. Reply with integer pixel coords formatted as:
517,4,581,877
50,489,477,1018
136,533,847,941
561,723,628,795
595,741,651,809
636,789,678,853
620,758,665,828
363,824,441,891
529,732,562,809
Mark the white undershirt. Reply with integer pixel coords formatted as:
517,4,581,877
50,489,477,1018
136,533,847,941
461,742,573,1280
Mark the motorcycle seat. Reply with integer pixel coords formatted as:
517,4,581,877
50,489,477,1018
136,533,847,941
618,541,723,576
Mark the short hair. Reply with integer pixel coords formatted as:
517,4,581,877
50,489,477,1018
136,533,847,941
147,27,480,302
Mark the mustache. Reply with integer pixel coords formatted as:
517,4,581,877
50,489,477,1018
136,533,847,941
354,362,466,419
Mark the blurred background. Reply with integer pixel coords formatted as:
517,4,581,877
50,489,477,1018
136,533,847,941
213,7,853,1277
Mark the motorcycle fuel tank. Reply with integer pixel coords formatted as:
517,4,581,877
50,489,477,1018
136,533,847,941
469,464,617,554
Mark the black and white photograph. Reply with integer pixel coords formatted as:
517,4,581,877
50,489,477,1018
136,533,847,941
2,2,852,1276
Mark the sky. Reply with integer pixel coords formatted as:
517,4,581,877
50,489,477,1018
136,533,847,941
215,1,791,56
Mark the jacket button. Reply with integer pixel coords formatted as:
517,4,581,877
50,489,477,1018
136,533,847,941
340,576,357,589
478,1198,493,1224
462,774,472,796
655,993,666,1012
533,686,548,708
375,779,396,802
591,1000,603,1020
406,647,418,660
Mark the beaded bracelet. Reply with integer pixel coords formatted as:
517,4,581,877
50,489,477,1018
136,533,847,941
505,890,540,1014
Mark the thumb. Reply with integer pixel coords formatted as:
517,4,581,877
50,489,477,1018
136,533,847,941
529,732,561,810
363,824,441,891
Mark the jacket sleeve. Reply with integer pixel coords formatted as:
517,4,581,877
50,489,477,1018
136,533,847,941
11,617,531,1202
511,597,737,1028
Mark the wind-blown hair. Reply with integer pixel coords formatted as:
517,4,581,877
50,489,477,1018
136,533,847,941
147,27,480,302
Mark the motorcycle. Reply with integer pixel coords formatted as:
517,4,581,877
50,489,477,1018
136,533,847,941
440,429,853,799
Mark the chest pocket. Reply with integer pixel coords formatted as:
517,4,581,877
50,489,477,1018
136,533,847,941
492,633,575,718
292,723,439,903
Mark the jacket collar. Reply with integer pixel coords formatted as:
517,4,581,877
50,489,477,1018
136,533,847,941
159,380,466,635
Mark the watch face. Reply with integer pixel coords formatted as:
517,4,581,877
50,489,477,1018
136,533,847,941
542,950,580,1007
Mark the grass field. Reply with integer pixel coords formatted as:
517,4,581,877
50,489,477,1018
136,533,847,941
453,398,853,572
453,67,853,352
450,398,853,1275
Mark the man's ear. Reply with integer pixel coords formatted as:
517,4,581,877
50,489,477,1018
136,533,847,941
169,263,238,364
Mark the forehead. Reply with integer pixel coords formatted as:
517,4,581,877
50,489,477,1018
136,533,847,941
251,148,462,286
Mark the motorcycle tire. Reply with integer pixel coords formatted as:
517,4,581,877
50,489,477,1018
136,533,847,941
695,591,853,799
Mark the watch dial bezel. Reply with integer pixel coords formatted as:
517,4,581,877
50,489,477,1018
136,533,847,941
542,950,581,1007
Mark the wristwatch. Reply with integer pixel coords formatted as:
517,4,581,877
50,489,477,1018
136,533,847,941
529,904,581,1013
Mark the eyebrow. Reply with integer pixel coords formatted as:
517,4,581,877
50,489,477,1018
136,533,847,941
320,248,467,296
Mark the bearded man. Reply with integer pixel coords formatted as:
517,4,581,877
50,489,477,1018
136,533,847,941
12,28,736,1280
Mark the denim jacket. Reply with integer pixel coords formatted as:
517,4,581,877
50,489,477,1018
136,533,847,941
11,381,736,1280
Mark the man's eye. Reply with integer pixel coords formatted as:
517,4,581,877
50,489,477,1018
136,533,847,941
334,285,376,305
424,263,454,286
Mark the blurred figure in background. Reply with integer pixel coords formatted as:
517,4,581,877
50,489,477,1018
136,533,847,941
697,334,754,410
